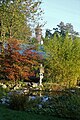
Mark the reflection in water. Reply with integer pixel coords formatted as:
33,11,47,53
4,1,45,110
27,90,65,103
28,90,64,97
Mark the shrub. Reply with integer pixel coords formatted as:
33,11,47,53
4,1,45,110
9,92,28,111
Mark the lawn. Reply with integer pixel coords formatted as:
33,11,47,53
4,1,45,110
0,105,70,120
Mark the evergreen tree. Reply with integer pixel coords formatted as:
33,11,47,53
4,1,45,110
45,22,79,38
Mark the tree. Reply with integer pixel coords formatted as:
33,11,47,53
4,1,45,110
45,29,53,38
45,22,79,38
0,0,43,42
44,34,80,87
55,21,79,37
0,38,40,81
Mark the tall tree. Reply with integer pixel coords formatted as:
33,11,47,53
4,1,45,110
45,22,79,38
55,21,79,37
0,0,43,42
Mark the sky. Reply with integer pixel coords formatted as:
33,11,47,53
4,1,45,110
41,0,80,35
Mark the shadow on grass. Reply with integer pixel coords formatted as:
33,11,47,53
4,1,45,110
0,104,71,120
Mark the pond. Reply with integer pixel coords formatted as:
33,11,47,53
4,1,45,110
0,87,65,105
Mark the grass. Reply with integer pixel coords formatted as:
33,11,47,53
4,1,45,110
0,104,71,120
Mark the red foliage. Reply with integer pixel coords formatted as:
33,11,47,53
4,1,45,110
0,38,40,81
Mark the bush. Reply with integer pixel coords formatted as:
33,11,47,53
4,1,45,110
0,86,8,99
9,92,28,111
42,91,80,119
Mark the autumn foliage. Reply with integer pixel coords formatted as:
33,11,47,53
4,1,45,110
0,39,40,81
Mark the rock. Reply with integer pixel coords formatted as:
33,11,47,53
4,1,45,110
2,84,7,89
23,89,29,94
32,83,38,88
70,89,75,93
